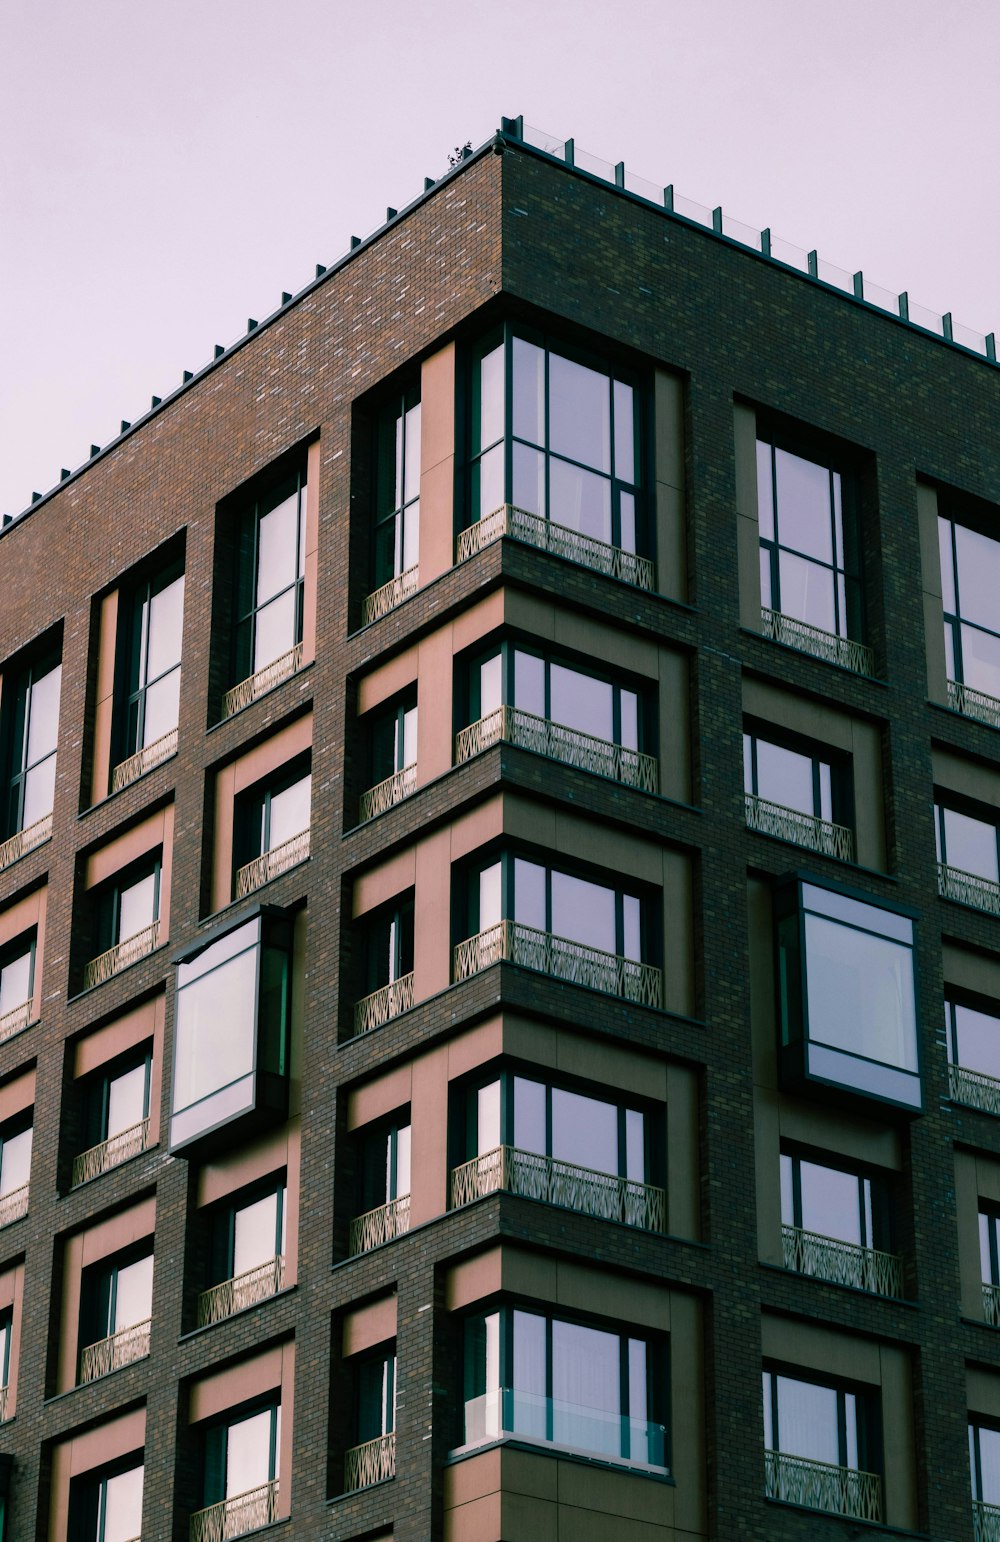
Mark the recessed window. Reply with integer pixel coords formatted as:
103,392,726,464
0,1310,12,1420
199,1180,286,1326
0,649,61,859
73,1050,152,1186
353,896,415,1036
971,1419,1000,1527
85,855,162,989
199,1403,280,1535
345,1349,397,1490
349,1116,410,1254
744,729,853,861
763,1368,881,1521
223,468,308,715
935,801,1000,914
780,1147,899,1296
373,386,420,591
0,931,36,1042
111,564,183,791
940,514,1000,717
359,694,417,822
78,1250,153,1383
71,1460,144,1542
947,996,1000,1114
980,1209,1000,1327
233,760,311,900
0,1117,31,1227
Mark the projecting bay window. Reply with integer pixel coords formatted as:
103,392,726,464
744,730,853,861
461,328,651,588
349,1118,410,1255
78,1251,153,1384
940,515,1000,728
226,471,308,716
0,650,60,869
359,696,417,822
353,897,415,1036
452,1072,663,1233
0,1119,31,1228
936,801,1000,916
72,1461,144,1542
756,436,870,674
345,1351,397,1490
460,1305,668,1470
73,1051,152,1187
198,1182,286,1327
458,644,655,792
775,876,920,1111
763,1369,882,1521
947,997,1000,1115
455,853,661,1008
0,932,36,1045
364,385,421,624
780,1149,899,1297
233,761,311,900
84,856,162,989
195,1403,280,1542
111,565,184,792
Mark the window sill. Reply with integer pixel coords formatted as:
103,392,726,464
445,1434,673,1484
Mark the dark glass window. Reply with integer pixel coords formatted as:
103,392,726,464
210,1181,286,1287
0,1118,31,1205
94,856,161,957
79,1250,153,1375
469,644,642,752
763,1368,880,1482
203,1402,280,1509
947,996,1000,1086
359,1117,411,1216
368,697,417,788
0,1310,11,1391
233,760,311,893
0,932,35,1027
361,898,415,996
356,1350,396,1445
940,515,1000,702
2,651,61,839
757,437,861,643
467,853,645,964
82,1051,151,1153
744,733,837,825
69,1461,144,1542
373,386,420,589
462,1071,649,1185
234,471,308,683
114,565,184,771
980,1208,1000,1290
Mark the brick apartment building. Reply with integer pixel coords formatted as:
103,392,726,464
0,115,999,1540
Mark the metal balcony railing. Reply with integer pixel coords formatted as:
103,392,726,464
111,726,179,793
975,1498,1000,1541
352,972,414,1037
983,1282,1000,1327
764,1449,882,1521
344,1432,396,1491
189,1480,279,1542
457,503,655,590
222,642,304,720
0,999,34,1046
456,706,658,793
453,920,662,1009
451,1145,666,1232
362,566,418,626
358,764,417,823
0,1185,28,1228
949,678,1000,732
938,862,1000,916
349,1195,411,1256
197,1256,285,1328
79,1317,151,1383
781,1224,902,1297
0,1385,8,1424
744,792,854,862
0,812,52,874
950,1063,1000,1117
72,1117,150,1188
761,607,875,677
83,920,161,990
235,828,310,899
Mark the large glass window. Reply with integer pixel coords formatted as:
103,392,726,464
71,1461,144,1542
0,1118,31,1216
781,1150,884,1252
211,1182,286,1285
775,878,920,1111
114,564,184,775
465,1071,648,1184
233,761,311,897
0,933,35,1031
368,696,417,789
79,1250,153,1379
357,1350,396,1446
461,1304,667,1468
757,437,862,644
90,857,161,975
359,1118,411,1217
234,471,308,682
947,996,1000,1106
936,802,1000,889
744,728,853,859
940,515,1000,704
470,853,643,962
203,1403,280,1511
361,897,414,997
972,1421,1000,1511
373,385,420,589
2,651,61,840
763,1368,881,1518
470,644,641,750
470,329,641,552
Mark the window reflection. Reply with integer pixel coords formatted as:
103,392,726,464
936,802,1000,884
757,437,861,643
374,385,420,588
234,469,308,683
940,515,1000,701
465,1071,650,1185
3,653,61,838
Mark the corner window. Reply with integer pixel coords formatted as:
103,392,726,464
0,649,61,854
350,1116,410,1254
199,1181,286,1327
775,877,919,1111
111,565,184,790
0,931,36,1042
227,469,308,710
947,996,1000,1114
940,515,1000,711
78,1250,153,1383
460,1304,667,1470
201,1403,280,1529
763,1368,881,1520
70,1461,144,1542
233,760,311,900
780,1148,899,1296
744,729,853,861
936,801,1000,914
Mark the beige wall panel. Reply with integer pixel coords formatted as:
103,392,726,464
654,484,687,604
417,628,454,782
358,645,419,715
48,1406,147,1542
443,1493,502,1542
74,995,158,1077
443,1446,501,1509
450,589,506,655
879,1346,916,1530
0,1068,35,1125
777,1097,902,1170
414,828,453,999
92,588,119,801
419,460,456,586
343,1295,397,1357
978,1153,1000,1205
446,1247,502,1310
742,678,854,753
954,1150,984,1319
301,439,321,666
502,1246,559,1303
86,803,172,888
924,593,948,703
347,1064,414,1132
917,483,947,703
500,1447,558,1501
81,1196,156,1267
968,1366,1000,1420
737,513,763,631
502,1493,558,1542
212,763,238,913
189,1343,283,1423
550,610,659,679
450,795,504,863
748,879,777,1089
553,1260,671,1333
446,1017,505,1082
556,1032,668,1103
659,650,691,804
504,589,556,645
555,1461,673,1526
754,1090,782,1265
232,714,313,796
353,848,416,918
662,849,694,1017
502,794,556,854
933,745,1000,810
760,1314,880,1383
410,1044,449,1224
655,370,684,491
944,943,1000,999
666,1063,700,1240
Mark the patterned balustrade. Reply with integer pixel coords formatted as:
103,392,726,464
950,679,1000,732
72,1118,150,1188
451,1145,666,1232
950,1063,1000,1116
764,1449,882,1521
781,1224,902,1297
222,643,304,720
348,1195,411,1256
938,863,1000,917
111,726,179,793
79,1318,151,1383
744,793,854,862
0,1185,28,1228
83,920,161,990
975,1499,1000,1541
457,503,655,590
358,764,417,823
456,706,658,793
0,1386,8,1424
0,999,33,1046
453,920,662,1009
984,1282,1000,1328
761,607,875,677
0,813,52,874
344,1432,396,1491
352,973,414,1037
362,567,418,626
189,1481,279,1542
197,1255,286,1328
235,829,311,899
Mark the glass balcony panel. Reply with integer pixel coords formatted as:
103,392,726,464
462,1387,667,1469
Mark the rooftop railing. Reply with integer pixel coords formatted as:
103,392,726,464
235,828,310,899
72,1117,150,1188
352,972,414,1038
454,919,662,1009
949,679,1000,732
451,1145,665,1233
781,1224,901,1298
358,764,417,823
938,863,1000,917
197,1255,285,1328
0,812,52,875
975,1498,1000,1541
745,793,854,862
83,919,161,990
222,642,304,720
344,1432,396,1491
950,1063,1000,1117
349,1194,410,1256
79,1318,151,1383
111,726,178,793
457,503,654,591
761,607,875,677
764,1449,882,1522
189,1480,279,1542
0,999,34,1046
456,705,658,794
362,566,418,626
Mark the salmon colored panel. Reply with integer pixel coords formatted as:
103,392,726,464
0,887,45,950
212,763,237,915
91,589,119,803
0,1069,35,1124
73,997,159,1077
357,644,419,715
86,805,171,888
343,1295,397,1358
353,847,416,918
189,1344,283,1424
232,714,313,796
346,1063,413,1131
301,440,321,666
446,1247,502,1311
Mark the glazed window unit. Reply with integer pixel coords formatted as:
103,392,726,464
0,1119,31,1228
72,1049,152,1188
232,759,311,901
780,1147,900,1297
0,648,61,868
947,996,1000,1116
345,1349,397,1490
940,513,1000,726
349,1115,410,1255
70,1460,144,1542
0,930,36,1044
763,1368,882,1521
936,800,1000,916
84,855,162,990
224,468,308,716
358,694,417,823
0,1312,11,1423
352,895,415,1037
744,727,853,862
364,383,421,623
110,563,184,792
195,1402,281,1541
980,1209,1000,1328
78,1249,153,1384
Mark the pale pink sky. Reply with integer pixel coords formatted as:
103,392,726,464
3,0,1000,518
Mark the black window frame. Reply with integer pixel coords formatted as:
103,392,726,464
0,929,36,1021
763,1363,882,1478
366,691,418,790
743,721,854,833
232,467,308,688
1,645,61,842
81,1046,153,1153
68,1457,144,1542
354,1344,397,1446
93,852,162,958
202,1398,280,1509
359,893,415,997
232,753,312,888
372,382,421,591
208,1174,287,1289
939,510,1000,697
935,796,1000,880
357,1111,411,1216
779,1143,891,1254
78,1243,153,1369
112,558,185,775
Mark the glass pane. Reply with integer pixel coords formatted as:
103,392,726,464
358,1356,394,1441
114,1254,153,1328
777,550,837,634
395,1125,411,1196
401,706,418,768
0,1128,30,1194
226,1407,274,1496
844,1392,858,1469
548,354,610,473
26,664,61,764
479,655,502,718
819,763,833,824
939,517,956,613
118,871,157,942
979,1426,1000,1504
401,499,419,571
173,942,258,1112
961,624,1000,698
780,1153,793,1226
954,1003,1000,1079
628,1338,655,1462
146,575,184,680
832,473,844,569
403,401,421,503
477,1082,500,1154
550,664,612,741
775,1374,840,1465
955,525,1000,631
552,1318,619,1456
552,1087,617,1174
622,895,641,961
512,1309,548,1439
465,1311,500,1440
805,912,917,1071
0,948,31,1014
945,622,957,682
142,668,180,746
512,338,545,447
513,1077,546,1155
551,870,615,952
613,380,635,484
21,755,56,826
549,458,611,543
620,690,638,752
478,344,505,451
625,1108,644,1181
102,1466,144,1542
512,442,545,517
253,589,297,673
234,1192,280,1275
774,448,834,563
107,1064,148,1137
754,740,816,817
981,1212,994,1284
268,775,311,849
798,1159,862,1244
477,444,505,519
759,546,772,609
942,806,998,882
743,734,753,795
257,493,299,604
394,413,403,510
513,652,545,718
478,862,501,931
619,490,636,554
513,859,546,931
762,1372,773,1450
756,443,774,541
